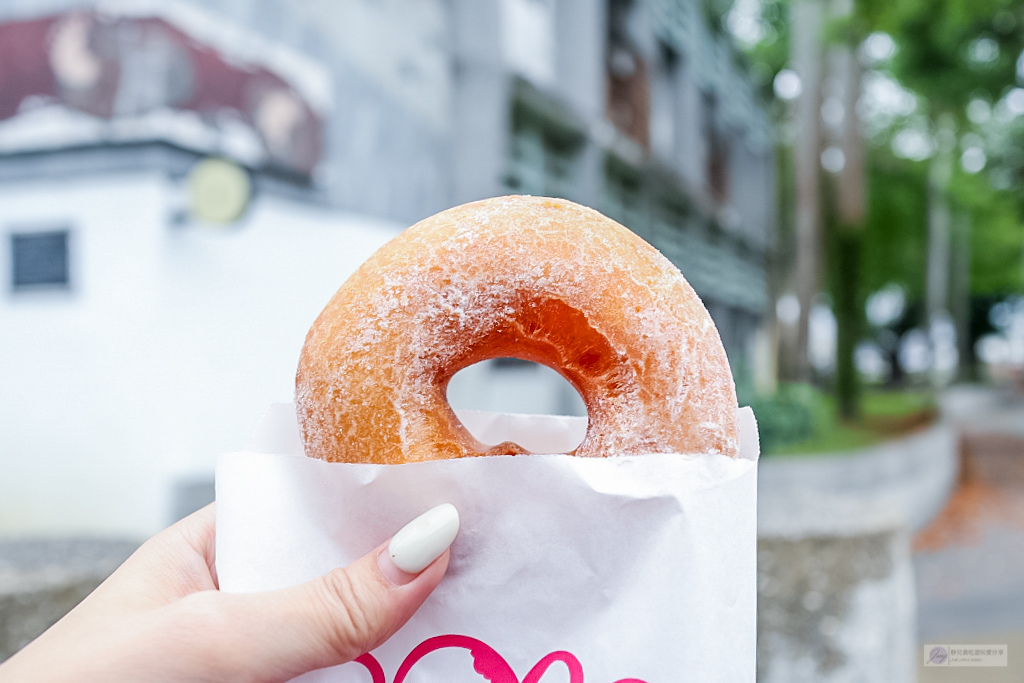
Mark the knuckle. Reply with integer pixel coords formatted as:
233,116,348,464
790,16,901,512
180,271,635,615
173,593,252,676
178,591,222,628
178,591,232,642
316,568,382,658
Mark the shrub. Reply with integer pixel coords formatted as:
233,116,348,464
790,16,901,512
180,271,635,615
745,383,823,455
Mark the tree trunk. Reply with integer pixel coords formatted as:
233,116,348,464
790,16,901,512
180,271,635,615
832,20,867,420
790,0,824,382
926,163,951,325
950,211,972,380
834,229,862,418
926,116,955,388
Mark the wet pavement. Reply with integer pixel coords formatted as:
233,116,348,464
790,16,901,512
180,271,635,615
914,390,1024,681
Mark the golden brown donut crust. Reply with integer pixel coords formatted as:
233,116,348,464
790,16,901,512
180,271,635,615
296,196,739,463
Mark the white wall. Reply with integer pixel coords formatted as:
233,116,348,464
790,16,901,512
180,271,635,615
448,360,586,421
0,170,588,539
0,172,403,538
1,173,167,539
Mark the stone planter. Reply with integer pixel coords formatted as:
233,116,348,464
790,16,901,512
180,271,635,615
756,422,957,683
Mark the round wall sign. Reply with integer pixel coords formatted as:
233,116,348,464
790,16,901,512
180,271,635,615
188,158,252,224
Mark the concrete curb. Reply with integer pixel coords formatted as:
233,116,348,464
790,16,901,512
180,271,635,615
758,421,959,537
0,539,138,662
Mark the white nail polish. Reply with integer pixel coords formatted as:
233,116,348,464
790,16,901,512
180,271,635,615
388,503,460,574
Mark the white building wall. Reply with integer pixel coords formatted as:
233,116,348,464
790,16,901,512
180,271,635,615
0,173,403,538
1,174,168,538
447,361,585,421
0,171,583,539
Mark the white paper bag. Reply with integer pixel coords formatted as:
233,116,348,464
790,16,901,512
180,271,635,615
216,404,759,682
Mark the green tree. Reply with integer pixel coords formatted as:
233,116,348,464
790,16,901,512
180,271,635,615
729,0,1024,409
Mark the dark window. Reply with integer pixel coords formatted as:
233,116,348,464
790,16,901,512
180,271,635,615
702,93,730,202
492,357,535,369
602,155,647,239
652,193,690,245
11,230,70,290
505,99,584,199
607,0,650,147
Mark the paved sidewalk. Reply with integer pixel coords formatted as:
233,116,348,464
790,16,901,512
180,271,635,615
914,388,1024,679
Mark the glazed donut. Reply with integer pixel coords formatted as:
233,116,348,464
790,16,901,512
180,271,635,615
296,196,738,464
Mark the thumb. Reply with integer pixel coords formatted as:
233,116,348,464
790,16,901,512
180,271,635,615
204,503,459,680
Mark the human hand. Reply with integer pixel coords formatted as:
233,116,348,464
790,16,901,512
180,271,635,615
0,502,459,682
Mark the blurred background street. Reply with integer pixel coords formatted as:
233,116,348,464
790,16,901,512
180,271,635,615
1,0,1023,680
914,389,1024,682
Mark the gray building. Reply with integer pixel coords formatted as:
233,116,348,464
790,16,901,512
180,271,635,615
445,0,776,361
281,0,777,360
0,0,773,367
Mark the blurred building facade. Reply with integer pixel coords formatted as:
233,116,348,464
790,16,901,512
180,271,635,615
0,0,774,536
453,0,775,361
0,0,775,347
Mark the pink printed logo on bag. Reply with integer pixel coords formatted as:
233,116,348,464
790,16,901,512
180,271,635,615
353,635,648,682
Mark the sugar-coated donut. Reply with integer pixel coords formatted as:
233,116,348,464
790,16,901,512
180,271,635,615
296,196,738,463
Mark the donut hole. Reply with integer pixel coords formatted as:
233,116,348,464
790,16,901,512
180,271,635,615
446,358,587,453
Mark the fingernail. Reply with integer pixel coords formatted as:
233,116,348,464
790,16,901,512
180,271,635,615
378,503,459,584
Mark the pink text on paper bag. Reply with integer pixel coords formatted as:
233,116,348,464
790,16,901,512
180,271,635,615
352,634,648,683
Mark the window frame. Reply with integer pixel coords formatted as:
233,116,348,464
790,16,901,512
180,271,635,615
8,226,74,293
